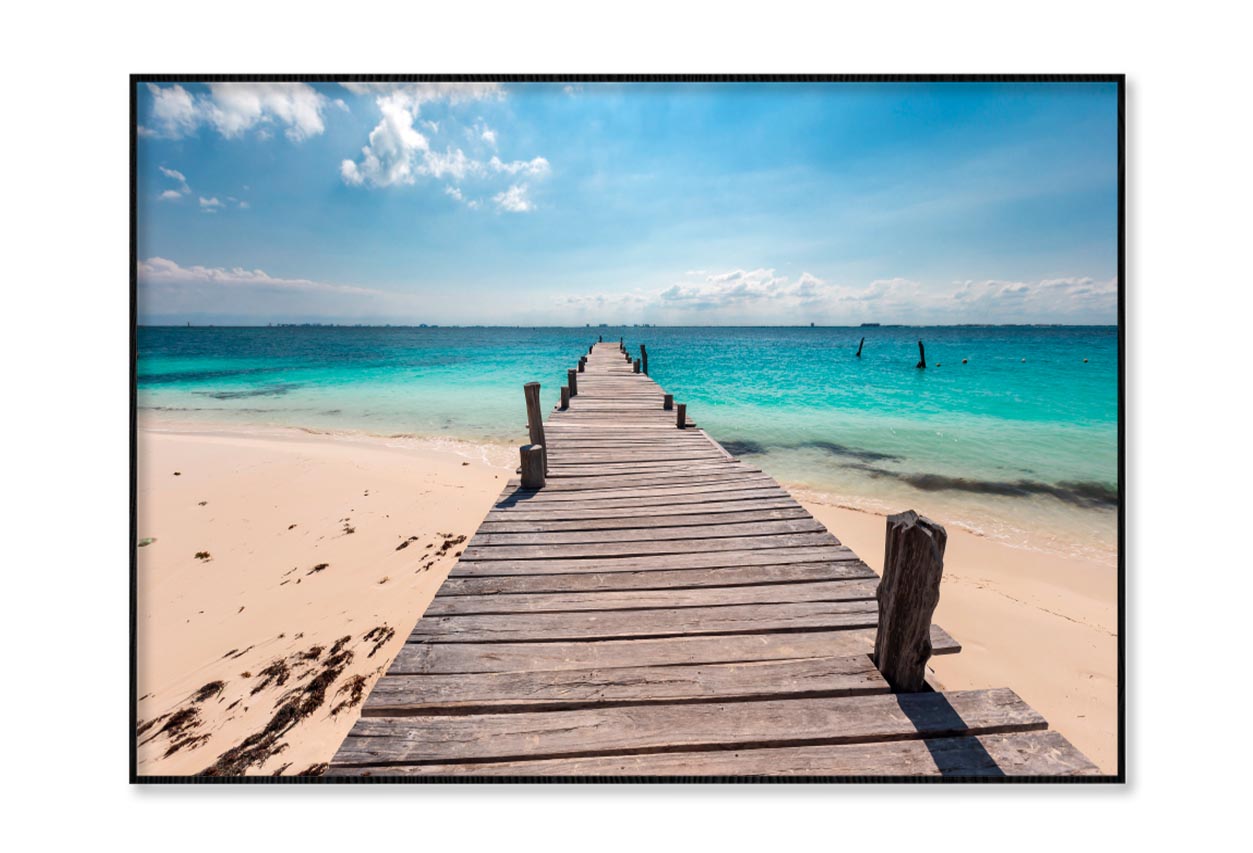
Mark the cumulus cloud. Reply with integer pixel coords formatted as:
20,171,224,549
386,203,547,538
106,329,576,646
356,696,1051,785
138,257,380,295
339,83,547,210
561,270,1117,324
142,82,330,141
198,196,223,211
158,190,182,201
493,184,533,213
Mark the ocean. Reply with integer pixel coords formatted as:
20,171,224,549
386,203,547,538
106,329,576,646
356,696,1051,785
136,325,1119,561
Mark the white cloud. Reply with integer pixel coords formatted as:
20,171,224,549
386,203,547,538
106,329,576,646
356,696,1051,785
444,185,463,201
237,200,250,209
489,155,550,176
199,196,223,212
143,82,330,141
158,166,189,193
561,270,1117,324
339,81,503,106
339,83,549,204
493,184,534,213
136,257,416,322
138,257,380,296
158,190,182,201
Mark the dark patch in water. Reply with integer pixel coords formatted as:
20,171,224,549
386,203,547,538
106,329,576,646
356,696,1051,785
193,383,302,400
138,366,285,385
845,462,1117,508
797,440,902,463
721,439,766,456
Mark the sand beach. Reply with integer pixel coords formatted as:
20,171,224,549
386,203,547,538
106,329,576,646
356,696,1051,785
135,418,1117,775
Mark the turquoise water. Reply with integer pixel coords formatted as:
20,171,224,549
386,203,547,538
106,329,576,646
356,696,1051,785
137,326,1118,558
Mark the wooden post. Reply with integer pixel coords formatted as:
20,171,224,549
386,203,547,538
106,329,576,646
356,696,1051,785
519,444,545,489
916,340,926,369
633,358,641,374
598,335,602,342
523,382,547,475
578,357,586,372
663,393,673,410
676,403,686,429
560,386,569,410
856,337,864,358
640,344,648,375
873,511,947,692
568,368,578,396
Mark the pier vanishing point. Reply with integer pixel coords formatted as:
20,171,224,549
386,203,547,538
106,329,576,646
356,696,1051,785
327,341,1098,778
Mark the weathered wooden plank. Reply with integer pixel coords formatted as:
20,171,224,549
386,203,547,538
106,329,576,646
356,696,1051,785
459,531,839,562
330,689,1044,767
468,518,827,547
439,561,876,595
425,578,879,615
394,625,959,674
361,655,888,715
451,545,860,576
875,511,947,692
481,496,805,522
476,506,813,533
328,730,1098,777
408,600,880,642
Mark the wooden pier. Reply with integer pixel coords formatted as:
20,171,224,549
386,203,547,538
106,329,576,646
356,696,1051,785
328,342,1098,778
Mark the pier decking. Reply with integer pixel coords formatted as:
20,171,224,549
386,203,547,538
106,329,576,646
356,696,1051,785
328,342,1098,777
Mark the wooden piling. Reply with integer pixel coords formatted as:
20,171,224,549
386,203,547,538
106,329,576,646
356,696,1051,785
519,444,545,489
523,382,548,475
560,386,569,410
873,511,947,692
856,337,864,358
578,357,586,373
568,368,578,396
676,403,686,429
916,340,926,369
640,344,649,375
633,358,641,374
663,393,673,410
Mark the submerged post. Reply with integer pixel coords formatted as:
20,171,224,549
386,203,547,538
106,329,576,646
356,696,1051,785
519,444,545,489
916,340,926,369
640,344,648,375
568,368,578,396
663,393,673,410
873,511,947,692
676,403,687,429
633,358,641,374
560,385,570,410
856,337,865,358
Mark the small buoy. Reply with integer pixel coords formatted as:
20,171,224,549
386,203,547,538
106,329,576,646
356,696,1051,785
962,358,968,364
1021,358,1026,363
935,362,941,367
1083,358,1089,363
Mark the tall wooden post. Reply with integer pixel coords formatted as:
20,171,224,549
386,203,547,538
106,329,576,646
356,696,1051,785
578,357,586,372
523,382,547,475
568,368,578,396
916,340,926,369
598,335,602,342
676,403,687,429
640,344,648,375
663,393,673,410
560,386,569,410
873,511,947,692
633,358,641,374
519,444,545,489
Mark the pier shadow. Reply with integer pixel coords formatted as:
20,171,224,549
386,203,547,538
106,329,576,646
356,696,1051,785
493,487,545,509
896,691,1006,778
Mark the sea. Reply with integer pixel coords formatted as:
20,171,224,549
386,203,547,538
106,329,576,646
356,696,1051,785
136,325,1119,562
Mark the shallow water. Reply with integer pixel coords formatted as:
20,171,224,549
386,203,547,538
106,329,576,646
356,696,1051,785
137,325,1119,560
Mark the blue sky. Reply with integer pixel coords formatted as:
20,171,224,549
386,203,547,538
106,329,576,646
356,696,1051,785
136,80,1118,325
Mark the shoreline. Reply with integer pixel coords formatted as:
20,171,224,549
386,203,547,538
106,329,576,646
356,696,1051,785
135,417,1117,774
